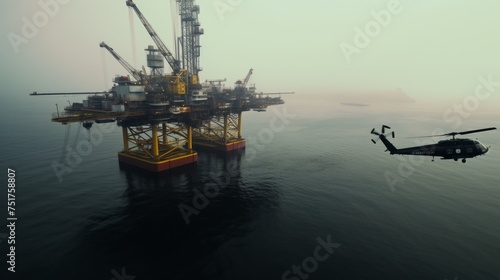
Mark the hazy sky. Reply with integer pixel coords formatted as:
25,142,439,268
1,0,499,110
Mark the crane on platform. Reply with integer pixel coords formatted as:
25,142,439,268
100,42,144,81
242,68,253,88
236,68,253,88
126,0,181,74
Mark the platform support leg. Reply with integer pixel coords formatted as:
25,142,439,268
152,124,159,159
224,113,229,143
162,123,168,144
122,126,129,152
237,111,242,138
187,125,193,151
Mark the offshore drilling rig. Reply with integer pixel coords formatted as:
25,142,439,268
32,0,292,172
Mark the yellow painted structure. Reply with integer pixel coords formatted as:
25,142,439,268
192,112,246,151
118,122,197,171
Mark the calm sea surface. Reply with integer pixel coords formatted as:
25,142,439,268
1,94,500,279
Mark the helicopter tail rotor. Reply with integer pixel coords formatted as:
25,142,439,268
371,125,398,153
371,125,394,144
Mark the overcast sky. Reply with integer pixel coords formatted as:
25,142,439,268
1,0,499,111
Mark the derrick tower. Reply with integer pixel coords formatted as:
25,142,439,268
178,0,203,86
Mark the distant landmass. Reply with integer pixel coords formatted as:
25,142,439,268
341,102,369,107
333,88,416,104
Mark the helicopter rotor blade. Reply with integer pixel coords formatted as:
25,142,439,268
371,128,380,136
371,139,377,144
382,125,390,134
407,134,444,138
455,127,497,135
407,127,497,138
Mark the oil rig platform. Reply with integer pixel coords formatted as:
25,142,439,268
33,0,292,172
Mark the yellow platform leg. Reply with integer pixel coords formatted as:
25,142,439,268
122,126,129,152
224,113,229,143
237,111,242,138
187,125,193,151
152,124,159,159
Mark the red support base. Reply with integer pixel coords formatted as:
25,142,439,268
193,139,246,152
224,139,246,152
118,152,198,172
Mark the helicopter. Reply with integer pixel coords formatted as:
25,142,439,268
371,125,497,163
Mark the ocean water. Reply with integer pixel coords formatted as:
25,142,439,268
1,94,500,280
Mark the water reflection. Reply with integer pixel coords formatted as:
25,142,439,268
51,150,282,280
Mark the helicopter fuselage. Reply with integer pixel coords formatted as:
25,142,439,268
372,125,495,163
382,136,489,160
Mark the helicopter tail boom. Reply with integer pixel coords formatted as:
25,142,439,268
379,135,398,154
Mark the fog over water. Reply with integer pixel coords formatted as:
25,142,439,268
1,0,499,279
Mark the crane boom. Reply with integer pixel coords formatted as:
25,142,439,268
126,0,181,73
100,42,142,81
242,68,253,88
